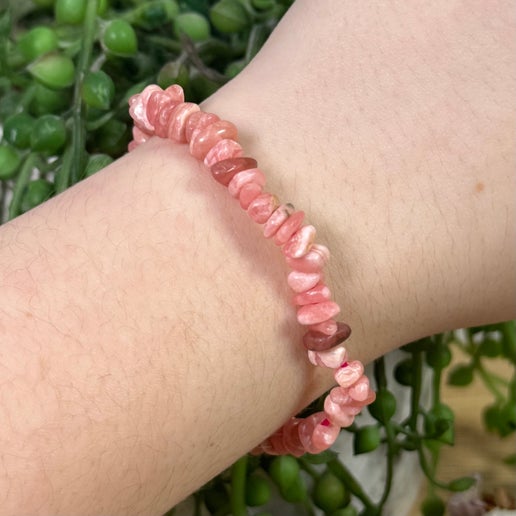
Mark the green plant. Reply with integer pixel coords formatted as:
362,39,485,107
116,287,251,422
1,2,514,515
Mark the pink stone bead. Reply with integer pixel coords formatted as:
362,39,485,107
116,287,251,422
348,376,371,402
324,397,356,427
128,93,138,107
334,360,364,388
286,243,330,273
287,271,321,293
249,444,265,456
307,350,318,366
293,283,331,306
298,412,326,454
309,319,338,335
329,385,353,405
269,429,288,455
281,418,305,457
185,111,220,143
190,120,238,160
133,125,151,144
273,211,305,246
297,301,340,325
164,84,185,104
258,439,276,455
319,345,348,368
343,404,364,417
283,225,316,259
204,139,243,168
167,102,200,143
210,157,258,187
311,418,340,451
263,204,294,238
361,390,376,406
146,91,174,135
154,101,178,138
307,345,348,368
239,182,262,209
228,168,266,197
331,386,374,415
247,193,279,224
129,85,162,133
302,321,351,351
330,385,372,412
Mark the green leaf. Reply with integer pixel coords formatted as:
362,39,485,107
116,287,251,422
84,154,114,177
0,9,12,38
0,144,21,180
28,53,75,89
268,456,300,490
501,321,516,363
21,179,54,212
279,475,307,503
394,358,414,386
313,472,349,513
478,338,503,358
503,453,516,466
424,404,454,445
102,19,138,56
81,70,115,110
353,425,381,455
18,26,58,62
210,0,250,34
483,403,503,433
302,449,338,464
425,343,452,369
447,364,474,386
174,12,210,42
447,476,476,492
421,494,445,516
245,474,271,507
367,389,396,424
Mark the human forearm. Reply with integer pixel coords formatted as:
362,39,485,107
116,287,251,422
0,0,514,514
0,141,325,514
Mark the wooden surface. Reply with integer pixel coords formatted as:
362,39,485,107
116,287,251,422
411,354,515,515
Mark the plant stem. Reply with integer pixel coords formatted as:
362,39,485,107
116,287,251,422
409,350,423,431
146,35,182,53
378,421,396,509
8,153,38,220
18,82,36,111
229,455,248,516
298,457,319,480
0,181,6,223
244,23,268,63
415,441,446,489
432,367,442,407
374,358,396,510
502,321,516,359
194,492,202,516
0,9,11,79
476,361,505,402
56,0,98,192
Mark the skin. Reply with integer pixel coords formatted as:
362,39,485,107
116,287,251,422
0,0,514,514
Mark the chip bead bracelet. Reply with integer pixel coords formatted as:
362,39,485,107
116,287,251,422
127,84,376,456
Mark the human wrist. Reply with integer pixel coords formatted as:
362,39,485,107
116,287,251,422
128,83,382,455
199,84,405,365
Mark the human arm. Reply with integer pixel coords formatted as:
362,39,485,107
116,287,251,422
0,1,514,515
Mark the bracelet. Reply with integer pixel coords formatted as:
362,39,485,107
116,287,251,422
127,84,376,456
